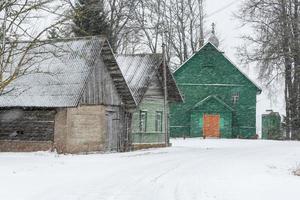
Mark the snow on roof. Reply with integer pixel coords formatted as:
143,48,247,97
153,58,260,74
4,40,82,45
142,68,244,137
116,54,183,104
0,37,105,108
116,54,163,105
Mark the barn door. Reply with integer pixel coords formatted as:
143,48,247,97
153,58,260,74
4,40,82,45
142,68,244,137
106,110,118,151
203,114,220,138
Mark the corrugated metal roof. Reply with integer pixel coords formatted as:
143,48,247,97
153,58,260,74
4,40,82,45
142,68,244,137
116,54,183,104
0,37,105,108
116,54,162,105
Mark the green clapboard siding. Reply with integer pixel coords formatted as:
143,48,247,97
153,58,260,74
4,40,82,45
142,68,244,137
170,42,261,139
131,99,166,144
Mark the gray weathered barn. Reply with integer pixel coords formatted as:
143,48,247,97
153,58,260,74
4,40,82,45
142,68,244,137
0,37,136,153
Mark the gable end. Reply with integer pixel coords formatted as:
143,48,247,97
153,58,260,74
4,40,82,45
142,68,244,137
174,42,262,94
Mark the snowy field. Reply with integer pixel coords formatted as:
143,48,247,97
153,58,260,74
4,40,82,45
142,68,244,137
1,139,300,200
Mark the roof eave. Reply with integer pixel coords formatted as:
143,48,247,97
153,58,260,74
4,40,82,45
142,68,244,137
100,40,138,110
160,61,184,103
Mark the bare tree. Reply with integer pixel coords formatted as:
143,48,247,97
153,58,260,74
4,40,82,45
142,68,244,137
61,0,205,64
105,0,139,51
0,0,65,94
131,0,164,53
132,0,205,69
237,0,300,140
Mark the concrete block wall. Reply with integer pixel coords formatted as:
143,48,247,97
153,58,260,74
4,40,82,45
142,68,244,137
54,105,107,154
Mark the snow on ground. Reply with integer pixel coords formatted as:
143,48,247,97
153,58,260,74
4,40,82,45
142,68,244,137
1,139,300,200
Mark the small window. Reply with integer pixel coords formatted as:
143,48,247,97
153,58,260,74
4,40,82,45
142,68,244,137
155,111,163,132
139,111,147,132
232,92,240,104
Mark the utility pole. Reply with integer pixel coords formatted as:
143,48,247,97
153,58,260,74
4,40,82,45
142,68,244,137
161,0,169,147
162,41,169,147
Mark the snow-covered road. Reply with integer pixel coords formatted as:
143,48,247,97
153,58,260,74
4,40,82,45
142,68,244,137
1,139,300,200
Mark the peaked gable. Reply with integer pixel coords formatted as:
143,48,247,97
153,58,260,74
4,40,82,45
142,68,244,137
100,42,136,109
116,54,162,105
192,95,234,111
144,73,164,99
116,54,183,105
80,55,122,106
174,42,262,94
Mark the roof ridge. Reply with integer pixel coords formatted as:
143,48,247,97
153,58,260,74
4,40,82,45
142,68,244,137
6,35,107,44
116,53,162,57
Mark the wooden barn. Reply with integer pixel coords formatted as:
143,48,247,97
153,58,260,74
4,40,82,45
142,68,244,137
116,54,183,149
0,36,137,153
170,31,262,139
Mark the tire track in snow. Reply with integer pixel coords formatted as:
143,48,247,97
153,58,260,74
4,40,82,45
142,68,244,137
150,163,182,182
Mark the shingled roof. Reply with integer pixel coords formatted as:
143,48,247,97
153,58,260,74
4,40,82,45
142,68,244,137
116,54,183,104
0,36,136,109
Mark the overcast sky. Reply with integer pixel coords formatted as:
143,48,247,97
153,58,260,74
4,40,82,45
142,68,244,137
205,0,285,133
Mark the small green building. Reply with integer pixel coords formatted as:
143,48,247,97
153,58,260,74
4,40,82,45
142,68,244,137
116,54,183,148
170,31,261,139
262,110,282,140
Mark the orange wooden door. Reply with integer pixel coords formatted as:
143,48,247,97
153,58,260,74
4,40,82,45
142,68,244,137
203,114,220,137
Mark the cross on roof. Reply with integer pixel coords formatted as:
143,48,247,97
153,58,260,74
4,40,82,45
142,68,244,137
211,23,216,34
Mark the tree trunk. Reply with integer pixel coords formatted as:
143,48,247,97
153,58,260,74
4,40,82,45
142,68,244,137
281,0,293,139
292,0,300,140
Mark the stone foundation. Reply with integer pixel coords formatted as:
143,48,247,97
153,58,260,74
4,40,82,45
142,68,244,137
131,143,167,150
0,140,53,152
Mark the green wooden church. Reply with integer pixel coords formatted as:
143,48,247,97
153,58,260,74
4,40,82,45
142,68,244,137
170,28,262,139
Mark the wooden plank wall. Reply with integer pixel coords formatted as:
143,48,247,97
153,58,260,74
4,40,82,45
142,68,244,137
80,56,132,152
105,106,133,152
80,57,122,106
0,109,55,141
144,73,164,99
105,106,124,151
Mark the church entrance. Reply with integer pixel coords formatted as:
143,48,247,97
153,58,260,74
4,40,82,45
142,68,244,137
203,114,220,138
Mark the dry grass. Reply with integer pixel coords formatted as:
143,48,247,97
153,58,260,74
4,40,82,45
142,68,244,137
293,164,300,176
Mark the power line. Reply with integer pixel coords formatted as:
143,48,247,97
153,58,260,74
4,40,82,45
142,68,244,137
206,0,238,18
